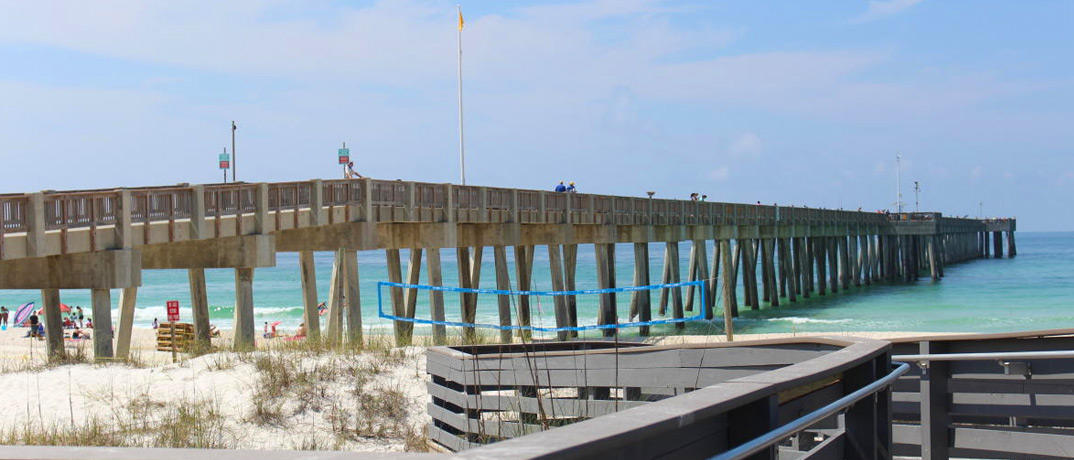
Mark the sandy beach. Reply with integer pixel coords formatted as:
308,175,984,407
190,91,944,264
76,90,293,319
0,328,951,451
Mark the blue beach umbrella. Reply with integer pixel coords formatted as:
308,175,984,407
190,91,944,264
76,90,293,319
13,302,35,327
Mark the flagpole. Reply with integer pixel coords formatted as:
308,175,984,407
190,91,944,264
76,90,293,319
456,5,466,186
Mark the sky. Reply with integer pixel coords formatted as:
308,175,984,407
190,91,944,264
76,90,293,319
0,0,1071,231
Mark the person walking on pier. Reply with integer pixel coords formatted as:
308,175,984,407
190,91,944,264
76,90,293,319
554,181,567,192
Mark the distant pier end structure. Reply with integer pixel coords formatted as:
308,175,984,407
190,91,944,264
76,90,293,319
0,180,1015,359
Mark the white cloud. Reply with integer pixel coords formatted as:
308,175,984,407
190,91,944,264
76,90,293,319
852,0,924,24
729,132,763,158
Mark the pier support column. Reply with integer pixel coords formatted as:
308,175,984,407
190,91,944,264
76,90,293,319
781,238,797,303
799,237,807,298
402,248,423,343
632,243,652,335
595,243,618,336
91,288,114,360
666,242,684,319
41,289,65,360
695,241,712,318
514,246,534,340
839,236,851,290
828,237,839,293
993,231,1003,259
342,249,362,346
298,251,320,341
493,246,513,344
805,237,816,295
658,245,671,315
427,248,447,345
685,241,700,312
189,268,211,347
385,249,405,345
548,244,570,341
759,239,771,304
730,241,741,316
115,287,138,359
763,240,779,307
233,268,256,350
719,239,735,341
707,241,721,317
1007,231,1017,258
564,244,579,336
744,239,759,309
814,238,827,295
777,239,787,299
458,247,483,343
928,236,940,281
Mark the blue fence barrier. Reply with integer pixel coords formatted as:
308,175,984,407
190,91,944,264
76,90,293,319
376,280,709,332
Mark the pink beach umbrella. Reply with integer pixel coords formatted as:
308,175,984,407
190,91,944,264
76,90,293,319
13,302,35,326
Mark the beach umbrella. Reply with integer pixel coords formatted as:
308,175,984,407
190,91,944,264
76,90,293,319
59,303,72,313
13,302,34,326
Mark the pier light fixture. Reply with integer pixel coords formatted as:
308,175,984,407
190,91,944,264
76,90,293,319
646,191,655,198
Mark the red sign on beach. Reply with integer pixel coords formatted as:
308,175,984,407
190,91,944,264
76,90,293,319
166,300,180,322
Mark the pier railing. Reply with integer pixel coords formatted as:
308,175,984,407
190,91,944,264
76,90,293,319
0,178,1011,261
890,329,1074,460
427,337,895,459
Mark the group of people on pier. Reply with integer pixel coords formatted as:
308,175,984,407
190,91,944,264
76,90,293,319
553,181,577,193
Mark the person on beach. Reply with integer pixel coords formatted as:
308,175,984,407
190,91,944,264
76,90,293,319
295,322,307,338
554,181,566,192
0,306,7,326
345,161,362,179
152,318,159,329
27,313,40,339
85,318,93,329
76,306,84,328
262,322,277,339
209,324,220,337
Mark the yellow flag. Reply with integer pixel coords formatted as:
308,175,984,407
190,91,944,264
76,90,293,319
458,9,464,30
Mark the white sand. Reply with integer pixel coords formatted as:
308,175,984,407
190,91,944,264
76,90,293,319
0,328,430,451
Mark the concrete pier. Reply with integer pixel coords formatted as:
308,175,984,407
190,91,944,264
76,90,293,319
0,180,1016,355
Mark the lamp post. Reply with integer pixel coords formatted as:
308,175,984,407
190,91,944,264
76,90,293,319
895,154,903,213
914,181,920,212
231,121,237,182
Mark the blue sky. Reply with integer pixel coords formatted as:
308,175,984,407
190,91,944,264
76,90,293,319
1,0,1071,230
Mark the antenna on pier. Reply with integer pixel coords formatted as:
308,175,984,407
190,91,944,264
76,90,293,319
979,201,984,219
895,154,903,213
914,181,920,212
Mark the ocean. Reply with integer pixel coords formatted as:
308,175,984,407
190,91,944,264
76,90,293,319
2,232,1069,338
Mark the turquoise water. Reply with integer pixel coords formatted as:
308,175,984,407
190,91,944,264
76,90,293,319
1,232,1070,337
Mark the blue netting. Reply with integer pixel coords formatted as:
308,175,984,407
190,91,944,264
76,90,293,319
376,280,708,332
